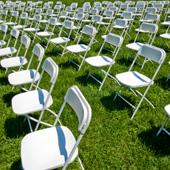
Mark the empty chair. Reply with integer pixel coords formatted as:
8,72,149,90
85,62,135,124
1,34,31,72
12,57,59,132
5,11,19,25
46,20,77,55
20,85,92,170
0,29,19,57
85,33,123,90
160,25,170,46
64,25,97,70
8,44,44,88
114,44,166,119
157,104,170,136
140,13,160,24
126,22,158,52
13,12,28,29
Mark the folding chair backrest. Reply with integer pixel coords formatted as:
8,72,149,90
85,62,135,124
41,57,59,84
48,17,57,25
63,20,74,29
21,34,31,49
32,43,44,61
103,10,114,17
122,12,133,19
140,22,158,33
0,24,8,33
105,33,123,47
92,15,102,22
138,44,166,64
11,11,19,17
20,12,28,19
113,18,128,27
11,29,20,39
81,25,97,37
64,85,92,133
33,14,42,21
144,13,160,21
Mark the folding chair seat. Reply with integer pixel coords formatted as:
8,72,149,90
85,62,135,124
0,29,19,57
1,34,31,71
5,11,19,25
85,33,123,90
13,12,28,29
157,104,170,136
8,44,44,87
64,25,97,70
0,24,8,48
12,57,59,132
114,44,166,119
126,22,158,52
20,85,92,170
46,20,77,54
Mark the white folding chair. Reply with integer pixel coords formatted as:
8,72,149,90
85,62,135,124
5,11,19,25
12,57,59,132
8,44,44,89
12,12,28,29
85,33,123,90
126,22,158,52
20,85,92,170
160,25,170,47
1,34,31,73
0,29,19,57
46,20,76,55
140,13,160,24
0,24,8,48
114,44,166,119
64,25,97,70
157,104,170,136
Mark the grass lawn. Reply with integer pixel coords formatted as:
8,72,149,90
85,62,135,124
1,0,170,169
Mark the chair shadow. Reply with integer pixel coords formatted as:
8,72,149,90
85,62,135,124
75,72,102,86
100,93,134,111
59,60,80,70
155,76,170,90
138,127,170,156
45,47,62,56
3,92,18,107
117,56,133,67
0,76,9,85
10,160,22,170
4,116,30,138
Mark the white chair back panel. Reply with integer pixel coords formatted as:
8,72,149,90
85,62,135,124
139,44,166,64
81,25,97,37
64,86,91,133
0,24,8,32
48,17,57,25
140,23,158,33
42,57,59,84
105,33,123,47
21,34,31,48
11,29,20,38
33,44,44,60
63,20,74,29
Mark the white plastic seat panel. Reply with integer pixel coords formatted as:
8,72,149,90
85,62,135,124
13,25,26,29
8,69,40,86
36,31,54,37
0,40,6,46
50,37,70,44
112,25,128,29
96,21,109,25
165,105,170,117
12,89,53,115
161,21,170,25
135,28,149,33
126,42,143,51
1,56,27,68
116,71,153,88
0,47,17,57
140,19,154,23
5,22,17,25
160,33,170,39
24,28,40,32
39,19,48,23
66,44,90,53
85,56,114,67
21,126,78,170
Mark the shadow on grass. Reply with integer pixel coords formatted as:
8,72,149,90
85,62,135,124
138,127,170,156
155,76,170,90
10,160,22,170
45,47,62,56
100,93,134,112
117,56,133,67
59,60,80,70
0,76,9,85
4,116,30,138
75,72,102,87
3,92,18,107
